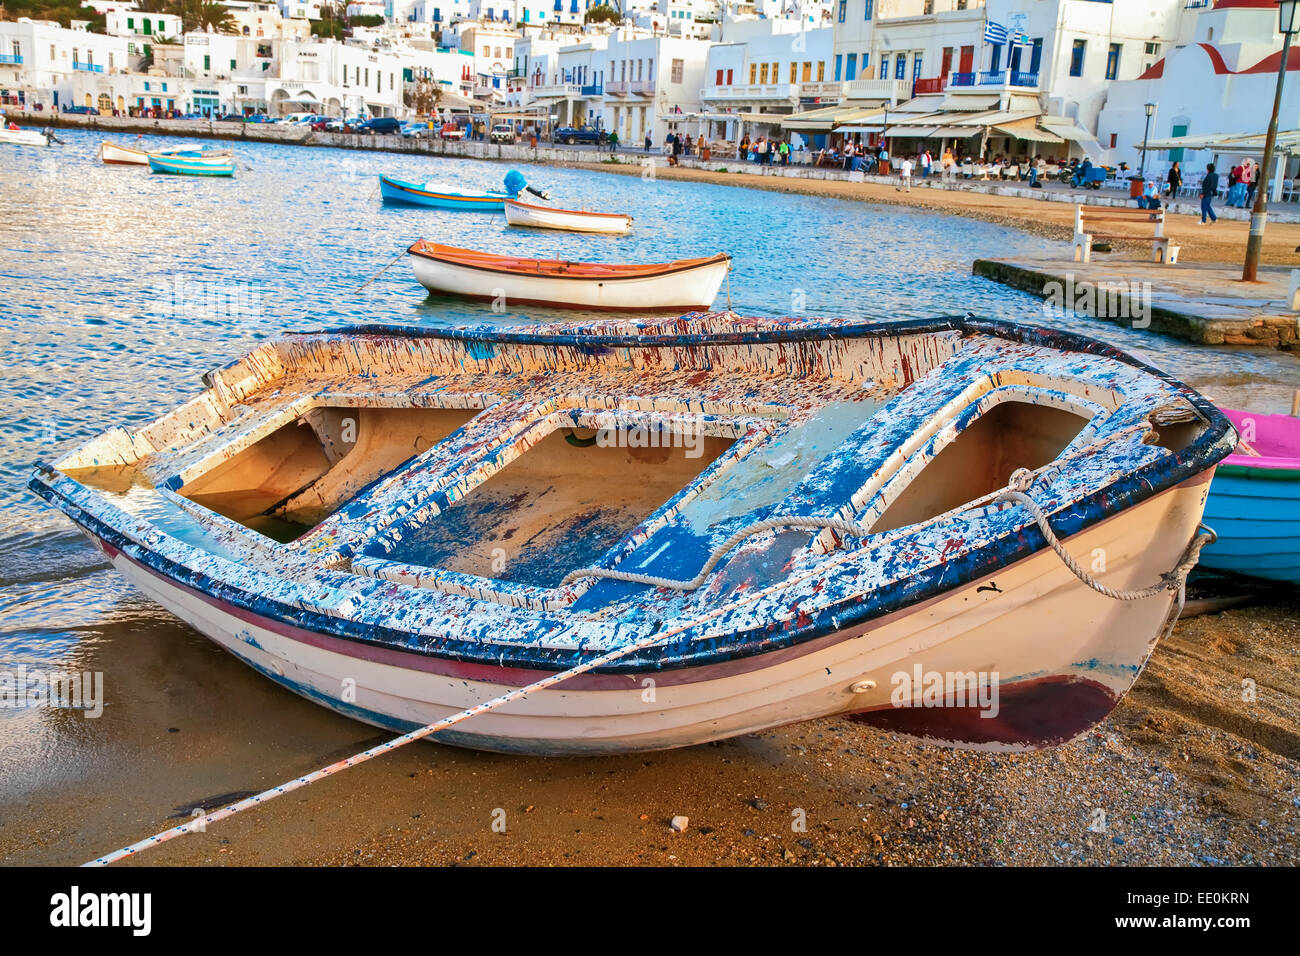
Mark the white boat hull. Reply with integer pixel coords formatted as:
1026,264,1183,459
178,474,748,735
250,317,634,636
100,141,149,165
504,200,632,235
409,253,728,310
0,127,48,147
88,473,1210,755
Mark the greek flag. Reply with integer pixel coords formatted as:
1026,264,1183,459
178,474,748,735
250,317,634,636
984,21,1008,45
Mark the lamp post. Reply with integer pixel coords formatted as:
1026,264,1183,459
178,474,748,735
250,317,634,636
1244,0,1300,282
1139,101,1155,181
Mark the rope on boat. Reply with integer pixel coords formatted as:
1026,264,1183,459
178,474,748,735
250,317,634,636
351,246,409,294
560,423,1158,592
996,467,1217,603
82,599,730,867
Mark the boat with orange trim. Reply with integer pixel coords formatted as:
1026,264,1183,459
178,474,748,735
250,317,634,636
504,197,632,234
406,241,730,310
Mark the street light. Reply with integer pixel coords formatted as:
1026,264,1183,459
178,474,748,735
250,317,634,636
1139,101,1156,181
1244,0,1300,282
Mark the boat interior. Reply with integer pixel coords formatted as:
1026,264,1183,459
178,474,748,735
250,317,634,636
48,316,1218,629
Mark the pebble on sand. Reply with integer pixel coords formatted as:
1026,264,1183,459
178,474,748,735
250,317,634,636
670,816,689,833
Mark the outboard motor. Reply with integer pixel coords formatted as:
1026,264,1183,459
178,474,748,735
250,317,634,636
504,169,549,201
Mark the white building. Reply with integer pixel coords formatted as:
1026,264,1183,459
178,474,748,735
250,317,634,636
601,32,710,144
1097,0,1300,189
0,18,129,112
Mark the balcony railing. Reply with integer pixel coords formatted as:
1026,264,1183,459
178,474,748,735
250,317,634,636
0,54,21,65
701,82,794,101
951,71,975,87
843,77,911,103
912,76,945,95
73,61,103,72
605,79,627,94
533,83,581,97
797,80,843,100
628,79,654,94
580,83,602,96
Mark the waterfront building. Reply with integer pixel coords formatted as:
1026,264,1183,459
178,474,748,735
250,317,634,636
600,31,711,144
1097,0,1300,194
0,18,129,112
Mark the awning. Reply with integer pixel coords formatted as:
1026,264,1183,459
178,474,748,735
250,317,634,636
780,105,881,131
489,110,548,120
994,124,1063,143
939,93,1000,111
1041,118,1097,143
435,90,480,111
1138,129,1300,153
883,125,937,137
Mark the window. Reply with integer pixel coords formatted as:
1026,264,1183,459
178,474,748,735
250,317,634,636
913,54,923,81
1108,133,1117,149
230,58,236,69
790,62,797,83
816,61,824,81
750,62,757,83
671,58,683,83
1069,39,1085,77
127,16,134,29
990,45,1000,74
801,61,811,82
759,62,768,83
1106,42,1121,80
864,0,872,18
726,68,733,83
1144,42,1161,56
895,54,906,80
204,54,210,70
482,45,490,57
879,55,888,79
715,68,723,84
846,53,857,81
1169,123,1187,162
837,0,846,22
833,54,841,81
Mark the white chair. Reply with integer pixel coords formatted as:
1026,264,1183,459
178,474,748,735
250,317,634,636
1284,179,1297,202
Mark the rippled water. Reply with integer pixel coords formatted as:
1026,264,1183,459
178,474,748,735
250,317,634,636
1,128,1297,797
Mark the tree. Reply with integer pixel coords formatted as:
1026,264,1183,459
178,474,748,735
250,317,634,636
405,76,444,117
584,2,621,25
178,0,237,34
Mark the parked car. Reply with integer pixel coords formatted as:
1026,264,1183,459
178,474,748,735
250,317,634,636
439,123,466,140
353,116,402,136
402,121,435,138
552,125,605,145
179,113,205,121
324,117,350,132
62,105,99,115
490,123,517,144
215,112,247,122
310,116,336,131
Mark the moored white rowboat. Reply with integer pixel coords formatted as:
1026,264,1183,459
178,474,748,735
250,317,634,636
0,126,50,147
100,141,150,164
148,150,235,176
503,197,633,234
407,240,729,310
31,315,1234,755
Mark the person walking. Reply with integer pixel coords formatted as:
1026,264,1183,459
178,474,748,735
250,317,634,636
607,129,619,156
1242,158,1257,206
921,149,932,179
644,131,652,153
941,147,955,183
1227,163,1245,208
1199,163,1219,224
897,156,914,192
1166,160,1182,199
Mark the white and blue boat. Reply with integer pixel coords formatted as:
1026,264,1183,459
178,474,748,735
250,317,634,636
1200,407,1300,584
148,149,236,177
379,173,511,210
30,315,1233,755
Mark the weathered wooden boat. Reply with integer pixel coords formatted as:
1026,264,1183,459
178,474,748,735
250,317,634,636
1200,407,1300,584
0,126,51,147
407,241,730,310
30,315,1233,755
148,150,235,177
379,174,511,210
504,197,633,235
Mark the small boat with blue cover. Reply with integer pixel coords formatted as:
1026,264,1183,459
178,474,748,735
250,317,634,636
379,169,547,210
1200,407,1300,584
30,315,1233,755
148,149,235,177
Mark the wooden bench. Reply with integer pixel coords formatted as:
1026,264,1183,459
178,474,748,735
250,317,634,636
1073,205,1179,264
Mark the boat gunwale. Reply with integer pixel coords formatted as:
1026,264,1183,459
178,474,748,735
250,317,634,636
503,197,634,221
379,174,507,202
407,241,730,280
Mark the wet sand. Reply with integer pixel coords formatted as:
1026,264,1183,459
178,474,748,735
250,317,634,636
2,593,1296,867
573,162,1300,267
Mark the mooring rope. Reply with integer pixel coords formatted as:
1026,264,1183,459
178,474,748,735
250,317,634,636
995,467,1217,602
83,593,743,867
351,246,409,295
